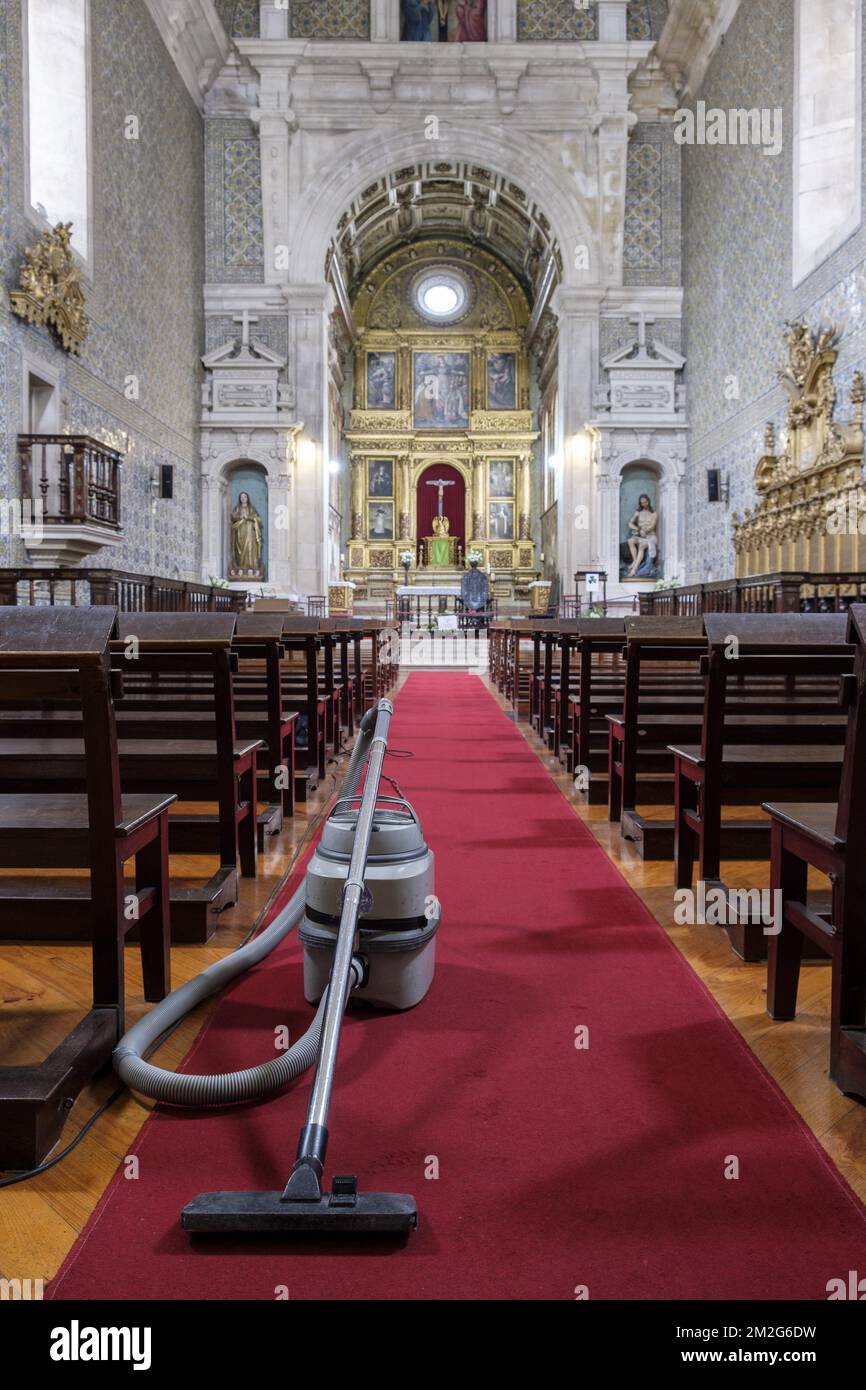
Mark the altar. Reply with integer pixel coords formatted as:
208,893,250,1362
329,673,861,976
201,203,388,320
396,584,461,626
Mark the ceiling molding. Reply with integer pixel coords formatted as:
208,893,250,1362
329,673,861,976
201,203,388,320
654,0,744,100
142,0,231,111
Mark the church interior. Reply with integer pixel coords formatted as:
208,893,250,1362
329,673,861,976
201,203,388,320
2,0,866,1328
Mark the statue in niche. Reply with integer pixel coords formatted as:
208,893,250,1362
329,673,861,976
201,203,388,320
623,494,659,579
230,491,264,579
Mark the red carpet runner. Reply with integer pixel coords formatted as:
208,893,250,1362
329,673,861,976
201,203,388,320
51,674,866,1300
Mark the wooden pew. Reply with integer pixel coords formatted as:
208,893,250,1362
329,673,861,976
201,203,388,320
0,612,261,941
671,613,852,959
567,619,628,790
607,617,707,837
0,608,174,1169
763,604,866,1101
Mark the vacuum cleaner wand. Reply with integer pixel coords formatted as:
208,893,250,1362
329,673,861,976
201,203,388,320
182,699,419,1236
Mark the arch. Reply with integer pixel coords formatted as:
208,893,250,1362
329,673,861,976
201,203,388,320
416,462,467,554
289,124,596,288
595,442,686,591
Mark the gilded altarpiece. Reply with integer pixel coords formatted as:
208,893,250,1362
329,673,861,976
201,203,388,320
345,241,539,586
732,324,866,578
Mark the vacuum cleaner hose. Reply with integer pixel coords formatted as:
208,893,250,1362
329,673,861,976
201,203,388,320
112,704,382,1106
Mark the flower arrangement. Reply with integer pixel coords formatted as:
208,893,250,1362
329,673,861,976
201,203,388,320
399,549,414,567
466,549,484,565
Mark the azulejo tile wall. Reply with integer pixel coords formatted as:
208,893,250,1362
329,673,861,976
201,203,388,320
682,0,866,582
624,123,681,288
515,1,663,41
206,119,265,283
0,0,204,575
291,1,370,39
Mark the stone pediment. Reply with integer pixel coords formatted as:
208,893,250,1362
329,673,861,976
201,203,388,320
202,336,286,370
601,338,685,371
597,318,686,423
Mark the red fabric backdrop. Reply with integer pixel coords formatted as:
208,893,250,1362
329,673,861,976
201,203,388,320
416,464,465,548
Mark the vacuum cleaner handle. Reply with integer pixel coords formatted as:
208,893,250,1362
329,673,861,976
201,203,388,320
285,698,394,1199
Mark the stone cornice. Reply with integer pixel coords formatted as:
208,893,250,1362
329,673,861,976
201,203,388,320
653,0,744,100
143,0,231,110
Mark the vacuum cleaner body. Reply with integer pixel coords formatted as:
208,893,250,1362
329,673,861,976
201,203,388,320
300,797,439,1011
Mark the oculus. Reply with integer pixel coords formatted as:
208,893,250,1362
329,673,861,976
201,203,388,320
414,270,468,323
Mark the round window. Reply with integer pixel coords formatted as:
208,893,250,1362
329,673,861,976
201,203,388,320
415,270,468,322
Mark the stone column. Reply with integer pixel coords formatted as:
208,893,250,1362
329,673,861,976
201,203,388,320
259,1,288,40
200,465,228,583
551,287,604,580
489,0,517,42
472,456,485,541
518,451,532,540
285,283,333,595
266,468,291,592
597,0,628,42
370,0,400,41
253,86,293,288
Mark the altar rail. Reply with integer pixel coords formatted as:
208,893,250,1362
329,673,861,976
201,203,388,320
0,567,246,613
638,572,866,617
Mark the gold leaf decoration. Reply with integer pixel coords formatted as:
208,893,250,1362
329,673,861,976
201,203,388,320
10,223,88,355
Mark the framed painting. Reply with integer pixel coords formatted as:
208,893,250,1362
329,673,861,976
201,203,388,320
367,459,393,497
366,352,396,408
413,351,470,429
487,352,517,409
488,500,514,541
488,459,514,498
368,501,394,540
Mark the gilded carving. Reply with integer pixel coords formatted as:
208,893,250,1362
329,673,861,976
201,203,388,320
10,223,88,355
732,323,866,576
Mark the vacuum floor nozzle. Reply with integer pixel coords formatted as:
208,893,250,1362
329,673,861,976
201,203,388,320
181,1180,418,1235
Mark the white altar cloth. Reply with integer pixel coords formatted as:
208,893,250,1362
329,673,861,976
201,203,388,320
396,585,461,597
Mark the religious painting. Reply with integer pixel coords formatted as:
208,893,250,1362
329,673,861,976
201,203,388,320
488,500,514,541
368,501,394,540
366,351,396,408
487,352,517,409
401,0,487,42
413,351,470,429
488,459,514,498
368,459,393,497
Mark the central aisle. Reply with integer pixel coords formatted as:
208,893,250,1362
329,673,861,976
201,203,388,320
51,674,866,1300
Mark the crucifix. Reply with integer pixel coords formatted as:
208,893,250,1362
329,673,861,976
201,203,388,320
426,477,455,534
233,310,260,352
629,313,655,355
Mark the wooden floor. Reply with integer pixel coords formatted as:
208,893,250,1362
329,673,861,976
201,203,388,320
1,671,865,1289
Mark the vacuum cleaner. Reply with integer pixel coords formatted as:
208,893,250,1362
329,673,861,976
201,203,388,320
111,697,440,1235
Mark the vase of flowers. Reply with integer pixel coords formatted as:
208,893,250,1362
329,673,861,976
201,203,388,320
467,548,483,569
399,548,414,583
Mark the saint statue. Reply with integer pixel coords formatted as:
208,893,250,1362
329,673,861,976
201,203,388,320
432,513,451,536
624,494,659,579
230,491,264,578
